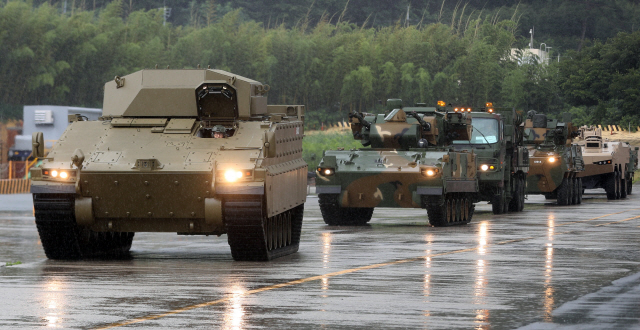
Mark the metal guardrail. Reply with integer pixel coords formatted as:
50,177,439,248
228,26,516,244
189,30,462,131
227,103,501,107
0,179,31,194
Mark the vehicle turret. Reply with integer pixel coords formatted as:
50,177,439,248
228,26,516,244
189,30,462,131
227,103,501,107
316,100,479,227
523,111,584,205
30,68,307,261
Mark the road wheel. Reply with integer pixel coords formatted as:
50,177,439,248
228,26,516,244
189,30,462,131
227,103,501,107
492,189,505,214
605,172,618,200
556,178,570,206
318,194,373,226
425,195,473,227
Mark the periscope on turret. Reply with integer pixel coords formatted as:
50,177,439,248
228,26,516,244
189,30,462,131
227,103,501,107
315,100,479,227
29,69,307,261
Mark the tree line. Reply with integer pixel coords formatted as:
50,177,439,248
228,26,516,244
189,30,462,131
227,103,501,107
0,0,638,130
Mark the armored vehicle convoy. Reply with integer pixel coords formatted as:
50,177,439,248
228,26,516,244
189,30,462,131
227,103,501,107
574,126,637,199
30,69,307,261
452,104,529,214
523,112,584,205
316,100,478,227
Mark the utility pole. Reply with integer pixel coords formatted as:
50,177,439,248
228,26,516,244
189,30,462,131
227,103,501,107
529,26,534,49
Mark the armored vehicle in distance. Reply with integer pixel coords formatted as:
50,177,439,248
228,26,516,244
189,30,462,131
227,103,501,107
316,100,478,227
30,69,307,261
452,104,529,214
523,112,584,205
575,126,637,199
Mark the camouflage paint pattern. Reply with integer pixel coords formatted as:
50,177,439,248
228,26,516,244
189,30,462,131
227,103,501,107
523,112,584,195
317,105,478,209
452,108,528,205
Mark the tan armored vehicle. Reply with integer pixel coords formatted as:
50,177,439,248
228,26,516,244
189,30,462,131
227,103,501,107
30,69,307,261
575,126,636,199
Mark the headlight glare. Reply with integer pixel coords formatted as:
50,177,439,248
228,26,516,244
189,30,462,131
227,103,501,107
59,171,68,179
317,167,335,176
51,170,58,178
420,167,439,177
224,169,243,182
548,157,556,163
480,164,489,171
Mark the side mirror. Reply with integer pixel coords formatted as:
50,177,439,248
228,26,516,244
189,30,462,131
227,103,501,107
32,132,45,158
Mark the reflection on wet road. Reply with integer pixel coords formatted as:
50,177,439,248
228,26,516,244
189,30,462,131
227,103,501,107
1,189,640,329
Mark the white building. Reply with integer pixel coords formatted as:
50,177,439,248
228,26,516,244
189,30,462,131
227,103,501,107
11,105,101,159
510,48,552,66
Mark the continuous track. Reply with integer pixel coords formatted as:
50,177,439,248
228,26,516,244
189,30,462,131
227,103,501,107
225,197,303,261
33,193,134,259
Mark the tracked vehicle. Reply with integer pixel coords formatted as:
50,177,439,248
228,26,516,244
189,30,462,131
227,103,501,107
523,112,584,205
316,100,478,227
574,126,637,199
30,69,307,261
452,104,529,214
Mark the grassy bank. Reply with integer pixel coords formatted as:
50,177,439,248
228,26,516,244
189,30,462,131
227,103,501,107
302,131,366,170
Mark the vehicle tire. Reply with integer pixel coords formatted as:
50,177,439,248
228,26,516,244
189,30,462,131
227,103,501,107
508,174,525,212
556,178,570,206
572,177,580,205
492,189,505,214
318,194,373,226
615,171,621,199
577,178,583,204
605,172,618,200
568,177,575,205
620,173,628,199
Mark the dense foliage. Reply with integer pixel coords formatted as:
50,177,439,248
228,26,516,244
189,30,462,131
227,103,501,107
0,0,639,130
303,131,364,169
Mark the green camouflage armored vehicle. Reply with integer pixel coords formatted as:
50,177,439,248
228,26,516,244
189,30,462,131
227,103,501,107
523,111,584,205
316,100,478,227
452,103,529,214
574,126,637,199
30,69,307,261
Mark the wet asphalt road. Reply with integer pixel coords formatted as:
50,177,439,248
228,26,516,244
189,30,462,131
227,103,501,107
1,188,640,329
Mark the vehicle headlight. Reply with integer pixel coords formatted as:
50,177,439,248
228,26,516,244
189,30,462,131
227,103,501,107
317,167,335,176
42,169,75,180
224,170,243,182
548,157,556,163
479,164,496,171
420,167,439,177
